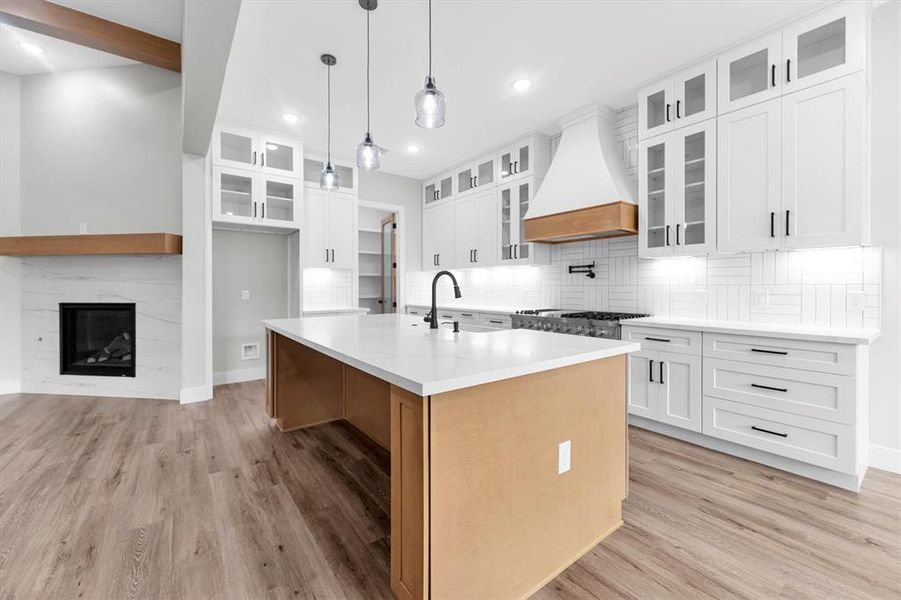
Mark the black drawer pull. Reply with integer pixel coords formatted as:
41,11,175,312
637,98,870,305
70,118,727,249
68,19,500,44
461,313,473,317
645,337,671,343
488,319,503,324
750,348,788,356
751,383,788,393
752,425,788,438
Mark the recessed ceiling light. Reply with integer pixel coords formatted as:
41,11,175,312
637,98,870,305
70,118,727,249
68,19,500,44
19,41,44,55
405,144,422,154
512,78,532,92
265,143,279,151
282,113,300,124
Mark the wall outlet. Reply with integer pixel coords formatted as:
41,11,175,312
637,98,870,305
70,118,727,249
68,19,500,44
695,289,708,306
558,440,571,475
848,290,865,312
79,222,87,234
241,290,250,301
751,289,770,308
241,342,260,360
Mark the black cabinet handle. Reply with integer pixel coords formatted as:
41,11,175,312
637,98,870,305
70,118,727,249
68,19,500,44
665,225,671,246
649,359,654,383
786,59,791,82
474,249,478,262
262,203,265,219
461,313,473,317
436,253,440,266
489,319,503,324
253,202,257,218
785,210,791,236
676,223,681,245
770,212,775,238
513,244,518,259
659,361,665,384
752,425,788,438
513,161,519,174
473,175,478,186
253,151,257,165
771,64,776,87
751,383,788,393
331,249,335,262
261,153,265,167
751,348,788,355
665,103,671,122
676,99,681,119
645,337,671,343
325,248,329,262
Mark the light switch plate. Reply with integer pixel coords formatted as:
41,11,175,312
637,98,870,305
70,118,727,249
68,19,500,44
848,290,865,312
241,290,250,301
558,440,571,474
751,290,770,308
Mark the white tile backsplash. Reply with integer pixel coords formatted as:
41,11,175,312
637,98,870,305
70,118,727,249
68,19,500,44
303,268,353,310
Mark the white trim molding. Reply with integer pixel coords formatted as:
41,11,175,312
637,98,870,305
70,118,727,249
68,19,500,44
869,443,901,474
180,384,212,404
0,379,21,395
213,367,265,386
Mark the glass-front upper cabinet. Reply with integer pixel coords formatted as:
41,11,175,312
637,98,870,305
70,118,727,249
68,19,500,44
673,120,716,256
302,156,357,193
455,155,496,197
499,140,531,181
717,33,783,114
214,167,256,224
498,178,549,265
213,125,302,177
639,60,716,139
261,176,299,227
782,4,864,93
423,173,454,205
638,136,671,257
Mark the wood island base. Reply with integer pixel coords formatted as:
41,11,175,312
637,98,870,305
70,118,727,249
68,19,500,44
266,330,628,599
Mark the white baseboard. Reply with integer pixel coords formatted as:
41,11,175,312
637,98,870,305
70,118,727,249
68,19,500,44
180,384,212,404
0,379,21,395
213,367,265,386
869,443,901,474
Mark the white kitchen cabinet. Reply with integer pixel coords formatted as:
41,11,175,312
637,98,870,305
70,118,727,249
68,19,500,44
213,125,302,178
213,166,301,231
638,60,716,140
497,134,550,183
782,4,865,94
498,178,549,265
455,155,496,197
626,347,701,432
303,156,357,194
303,187,356,268
781,73,866,249
455,188,498,267
423,201,455,269
423,172,455,206
717,33,783,115
639,119,716,257
716,98,782,252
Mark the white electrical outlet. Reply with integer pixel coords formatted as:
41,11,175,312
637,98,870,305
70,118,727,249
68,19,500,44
695,289,708,306
79,223,87,234
752,290,770,308
241,290,251,301
848,290,865,312
558,440,571,475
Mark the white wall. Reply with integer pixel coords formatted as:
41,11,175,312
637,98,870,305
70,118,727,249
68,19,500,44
212,230,288,383
868,0,901,466
359,170,422,270
0,72,21,393
19,64,182,234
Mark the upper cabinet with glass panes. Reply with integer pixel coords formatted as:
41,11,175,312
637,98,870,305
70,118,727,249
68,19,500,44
638,60,716,140
212,125,302,178
302,155,358,194
718,3,864,114
497,134,550,182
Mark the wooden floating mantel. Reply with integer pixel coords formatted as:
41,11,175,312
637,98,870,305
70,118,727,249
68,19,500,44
0,233,183,257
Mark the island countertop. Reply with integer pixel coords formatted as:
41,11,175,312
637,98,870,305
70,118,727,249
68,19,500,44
264,314,640,396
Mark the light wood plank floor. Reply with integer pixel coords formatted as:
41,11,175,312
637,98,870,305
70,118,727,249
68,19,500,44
1,381,899,599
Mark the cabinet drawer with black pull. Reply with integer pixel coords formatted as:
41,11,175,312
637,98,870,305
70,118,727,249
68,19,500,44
703,396,854,473
703,358,854,424
620,326,701,355
703,332,855,375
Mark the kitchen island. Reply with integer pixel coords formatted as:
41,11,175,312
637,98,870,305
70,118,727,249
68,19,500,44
263,314,639,599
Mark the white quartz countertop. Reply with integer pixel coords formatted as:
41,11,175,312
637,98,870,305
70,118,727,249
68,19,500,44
624,316,880,345
264,314,640,396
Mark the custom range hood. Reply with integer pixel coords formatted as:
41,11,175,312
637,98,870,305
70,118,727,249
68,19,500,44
524,104,637,243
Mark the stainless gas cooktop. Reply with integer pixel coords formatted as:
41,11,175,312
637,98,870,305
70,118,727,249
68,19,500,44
511,310,649,339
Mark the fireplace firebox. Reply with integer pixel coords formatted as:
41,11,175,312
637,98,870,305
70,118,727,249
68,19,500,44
59,303,136,377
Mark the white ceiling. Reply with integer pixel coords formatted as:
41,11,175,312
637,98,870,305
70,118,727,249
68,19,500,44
222,1,829,181
0,25,137,75
49,0,184,42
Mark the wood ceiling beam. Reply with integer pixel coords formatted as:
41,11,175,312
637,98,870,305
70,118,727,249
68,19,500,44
0,0,181,73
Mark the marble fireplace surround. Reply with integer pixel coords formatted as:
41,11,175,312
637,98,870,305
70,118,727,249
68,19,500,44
19,255,181,400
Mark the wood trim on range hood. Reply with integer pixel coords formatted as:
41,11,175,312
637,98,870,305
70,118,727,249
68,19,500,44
523,202,638,244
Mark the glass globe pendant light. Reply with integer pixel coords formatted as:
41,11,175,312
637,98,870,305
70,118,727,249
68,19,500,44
320,53,339,190
414,0,445,128
356,1,384,170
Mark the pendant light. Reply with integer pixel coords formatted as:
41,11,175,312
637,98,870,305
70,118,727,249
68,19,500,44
414,0,445,128
320,53,339,190
356,0,384,170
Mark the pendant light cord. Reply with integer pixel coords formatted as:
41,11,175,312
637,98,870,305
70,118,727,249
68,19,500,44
366,9,371,134
327,62,331,162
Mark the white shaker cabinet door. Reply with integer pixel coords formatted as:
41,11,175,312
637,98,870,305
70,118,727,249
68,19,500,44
627,350,658,420
716,98,782,253
328,192,356,269
781,73,866,249
655,351,702,433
